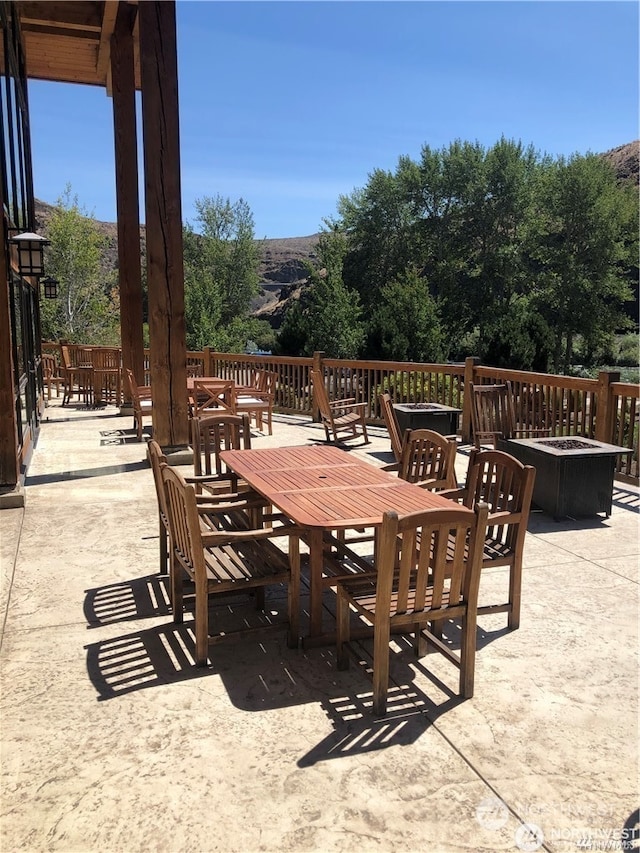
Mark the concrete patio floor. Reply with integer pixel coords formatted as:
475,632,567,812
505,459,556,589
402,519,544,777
1,397,638,853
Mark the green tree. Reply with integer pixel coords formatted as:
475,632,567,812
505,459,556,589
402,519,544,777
336,138,548,364
273,299,309,356
276,228,365,358
182,226,223,350
183,194,263,351
460,138,543,358
338,168,416,313
367,266,444,362
532,153,636,372
40,185,117,343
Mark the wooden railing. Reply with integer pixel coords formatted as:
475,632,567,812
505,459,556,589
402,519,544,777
43,343,639,484
202,351,638,482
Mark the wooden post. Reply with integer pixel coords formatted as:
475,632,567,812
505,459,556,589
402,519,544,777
111,3,145,394
595,370,620,444
312,351,324,422
139,0,189,449
462,356,480,444
0,190,20,494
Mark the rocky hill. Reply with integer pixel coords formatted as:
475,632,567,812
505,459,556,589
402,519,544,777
34,140,638,328
601,140,639,185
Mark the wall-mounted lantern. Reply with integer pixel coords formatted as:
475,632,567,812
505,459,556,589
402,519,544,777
40,275,58,299
8,231,50,277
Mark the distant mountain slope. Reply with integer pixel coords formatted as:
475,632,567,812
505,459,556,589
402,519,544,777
600,140,639,185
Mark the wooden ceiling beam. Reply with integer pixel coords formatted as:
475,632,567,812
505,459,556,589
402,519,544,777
18,2,103,32
97,2,119,82
19,2,141,91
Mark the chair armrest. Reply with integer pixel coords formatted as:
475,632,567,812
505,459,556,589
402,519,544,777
197,497,270,516
330,400,366,413
328,397,356,407
186,473,236,486
201,524,303,547
438,487,466,503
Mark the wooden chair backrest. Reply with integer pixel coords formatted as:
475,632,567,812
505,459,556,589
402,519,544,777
124,368,142,405
148,439,170,523
59,345,71,371
310,369,332,419
91,348,121,370
399,428,458,490
41,353,58,378
191,412,252,478
462,448,535,552
190,379,235,417
63,344,93,367
380,392,403,464
470,382,516,444
255,370,277,398
161,464,202,581
376,502,488,618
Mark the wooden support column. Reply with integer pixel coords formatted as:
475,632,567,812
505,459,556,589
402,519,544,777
111,2,144,392
0,175,20,495
139,0,188,448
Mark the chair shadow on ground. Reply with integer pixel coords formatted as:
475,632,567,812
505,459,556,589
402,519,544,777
84,572,501,763
100,426,152,446
611,485,640,513
84,572,172,628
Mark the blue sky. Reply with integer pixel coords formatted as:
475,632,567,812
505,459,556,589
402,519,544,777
28,1,639,239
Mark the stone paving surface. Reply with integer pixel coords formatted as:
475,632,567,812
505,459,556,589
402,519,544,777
1,398,638,853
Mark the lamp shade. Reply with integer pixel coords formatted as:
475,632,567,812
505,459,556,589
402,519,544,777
41,276,58,299
9,231,50,276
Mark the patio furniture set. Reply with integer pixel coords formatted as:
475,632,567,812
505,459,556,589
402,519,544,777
145,378,551,715
55,343,123,408
124,370,278,442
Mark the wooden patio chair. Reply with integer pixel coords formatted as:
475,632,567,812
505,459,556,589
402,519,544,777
311,368,369,445
440,448,536,630
148,439,270,582
124,368,153,441
335,502,489,716
59,344,93,406
470,382,550,449
161,463,301,665
41,353,63,400
91,347,122,406
379,392,403,466
234,369,276,435
190,412,253,497
398,428,458,491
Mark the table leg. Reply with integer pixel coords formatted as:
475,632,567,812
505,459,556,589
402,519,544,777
307,528,324,637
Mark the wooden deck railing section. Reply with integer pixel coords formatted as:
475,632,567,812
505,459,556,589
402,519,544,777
41,343,639,484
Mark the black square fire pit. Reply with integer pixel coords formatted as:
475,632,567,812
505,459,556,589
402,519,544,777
498,436,632,519
393,402,462,437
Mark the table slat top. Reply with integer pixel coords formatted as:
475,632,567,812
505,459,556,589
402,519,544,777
220,445,467,529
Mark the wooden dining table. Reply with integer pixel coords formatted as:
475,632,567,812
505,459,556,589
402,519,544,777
219,444,468,642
